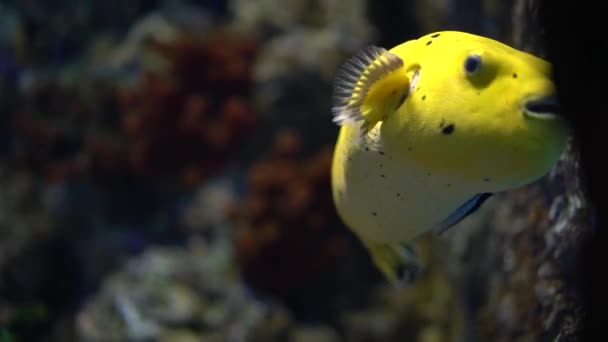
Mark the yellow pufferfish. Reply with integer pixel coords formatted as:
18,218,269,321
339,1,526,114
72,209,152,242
330,31,569,286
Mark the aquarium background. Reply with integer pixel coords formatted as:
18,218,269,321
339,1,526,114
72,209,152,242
0,0,592,341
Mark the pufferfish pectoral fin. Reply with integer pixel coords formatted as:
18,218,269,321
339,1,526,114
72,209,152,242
331,46,410,139
433,193,493,235
362,239,424,287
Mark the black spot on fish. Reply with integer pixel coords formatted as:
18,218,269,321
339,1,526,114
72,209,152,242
483,178,491,182
426,40,432,46
365,147,369,151
447,183,452,187
431,33,441,38
348,157,352,161
379,164,383,168
379,151,385,155
371,212,377,216
442,124,455,135
408,146,412,151
396,193,401,197
380,174,385,178
422,95,426,100
512,73,518,78
391,90,397,95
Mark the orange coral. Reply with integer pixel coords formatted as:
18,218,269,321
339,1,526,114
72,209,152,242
118,29,259,187
229,129,354,304
11,28,260,188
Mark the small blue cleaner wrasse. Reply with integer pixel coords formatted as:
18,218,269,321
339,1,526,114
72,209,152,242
330,31,569,285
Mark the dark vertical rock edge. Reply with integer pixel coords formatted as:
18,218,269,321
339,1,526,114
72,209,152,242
538,1,608,340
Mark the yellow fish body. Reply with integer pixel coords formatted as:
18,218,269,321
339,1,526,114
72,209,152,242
330,31,569,285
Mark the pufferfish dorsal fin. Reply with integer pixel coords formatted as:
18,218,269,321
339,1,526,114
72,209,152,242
331,46,409,138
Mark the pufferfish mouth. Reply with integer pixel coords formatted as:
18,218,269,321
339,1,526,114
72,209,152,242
523,96,561,120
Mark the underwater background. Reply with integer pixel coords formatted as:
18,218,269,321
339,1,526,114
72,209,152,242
0,0,594,341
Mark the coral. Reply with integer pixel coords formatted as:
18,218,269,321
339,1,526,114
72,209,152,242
0,170,55,269
229,0,373,38
10,25,259,189
3,14,262,341
180,176,238,235
0,0,160,67
228,129,379,318
230,0,374,87
10,77,112,183
0,169,85,341
117,27,259,187
76,237,296,342
253,28,362,84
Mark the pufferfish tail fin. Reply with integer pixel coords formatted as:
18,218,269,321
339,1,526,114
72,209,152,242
362,239,424,287
331,46,410,139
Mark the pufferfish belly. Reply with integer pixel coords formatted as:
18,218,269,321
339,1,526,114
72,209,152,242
332,122,476,243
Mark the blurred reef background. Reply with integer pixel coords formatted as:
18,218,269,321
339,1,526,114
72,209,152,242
0,0,593,341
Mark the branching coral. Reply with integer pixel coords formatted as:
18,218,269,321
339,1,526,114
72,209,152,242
228,129,379,319
10,27,259,189
117,28,259,187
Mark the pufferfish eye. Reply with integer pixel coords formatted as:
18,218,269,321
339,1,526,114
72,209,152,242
464,54,482,74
